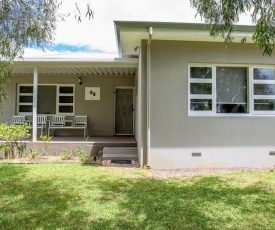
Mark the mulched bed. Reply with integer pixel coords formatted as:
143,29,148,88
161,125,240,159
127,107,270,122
151,167,274,179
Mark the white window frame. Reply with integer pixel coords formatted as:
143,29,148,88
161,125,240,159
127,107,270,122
57,85,75,115
17,84,33,115
189,64,275,116
17,84,75,115
251,67,275,115
188,65,216,116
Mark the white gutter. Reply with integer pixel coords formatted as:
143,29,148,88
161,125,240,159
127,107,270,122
147,26,153,167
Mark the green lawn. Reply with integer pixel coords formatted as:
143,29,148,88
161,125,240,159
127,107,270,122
0,165,275,230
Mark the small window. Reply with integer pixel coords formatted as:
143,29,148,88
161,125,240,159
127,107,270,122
190,83,212,95
59,96,74,103
190,99,212,111
189,67,214,113
59,86,73,94
190,67,212,79
19,86,33,94
252,68,275,114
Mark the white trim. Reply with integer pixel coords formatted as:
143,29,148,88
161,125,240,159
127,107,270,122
188,65,214,116
17,84,75,116
113,86,135,135
188,64,275,116
251,67,275,115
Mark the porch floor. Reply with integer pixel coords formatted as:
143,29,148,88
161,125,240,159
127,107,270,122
24,136,137,144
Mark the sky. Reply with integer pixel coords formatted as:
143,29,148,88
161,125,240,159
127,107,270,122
23,0,252,58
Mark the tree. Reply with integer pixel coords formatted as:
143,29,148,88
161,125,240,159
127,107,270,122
190,0,275,56
0,0,93,112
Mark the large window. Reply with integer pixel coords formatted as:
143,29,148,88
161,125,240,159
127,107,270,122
216,67,247,113
189,65,275,116
17,84,75,115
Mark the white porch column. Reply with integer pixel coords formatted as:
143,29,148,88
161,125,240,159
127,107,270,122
32,67,38,142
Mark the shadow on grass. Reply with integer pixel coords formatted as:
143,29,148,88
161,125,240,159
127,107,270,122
0,165,89,229
90,174,275,230
0,166,274,229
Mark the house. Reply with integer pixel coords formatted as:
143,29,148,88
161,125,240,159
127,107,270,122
2,21,275,169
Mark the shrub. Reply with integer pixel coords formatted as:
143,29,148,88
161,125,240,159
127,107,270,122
61,148,73,160
0,123,31,159
40,135,52,155
74,145,89,162
28,149,38,160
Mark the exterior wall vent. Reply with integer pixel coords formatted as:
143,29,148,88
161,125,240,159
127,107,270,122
269,151,275,156
192,152,202,157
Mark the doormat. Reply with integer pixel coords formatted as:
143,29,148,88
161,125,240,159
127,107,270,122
111,159,132,164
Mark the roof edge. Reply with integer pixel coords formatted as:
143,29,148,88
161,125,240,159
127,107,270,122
113,21,255,32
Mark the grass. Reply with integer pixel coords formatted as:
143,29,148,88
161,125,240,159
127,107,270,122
0,165,275,230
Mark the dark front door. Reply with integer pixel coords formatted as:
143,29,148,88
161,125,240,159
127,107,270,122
115,88,133,134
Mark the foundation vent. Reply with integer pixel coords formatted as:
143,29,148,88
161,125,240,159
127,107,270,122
269,151,275,156
192,152,202,157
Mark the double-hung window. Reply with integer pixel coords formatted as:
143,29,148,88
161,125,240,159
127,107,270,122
189,65,275,116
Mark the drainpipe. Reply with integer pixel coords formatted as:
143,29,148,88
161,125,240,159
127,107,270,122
147,27,153,168
32,67,38,142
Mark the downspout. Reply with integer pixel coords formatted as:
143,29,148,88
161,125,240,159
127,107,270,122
147,27,153,168
32,67,38,142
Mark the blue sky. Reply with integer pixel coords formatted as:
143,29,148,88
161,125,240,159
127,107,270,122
45,44,102,53
24,0,252,57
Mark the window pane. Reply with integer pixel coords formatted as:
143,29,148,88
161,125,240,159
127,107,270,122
254,84,275,95
59,87,73,94
20,86,33,93
19,105,32,112
59,96,73,103
190,83,212,94
59,106,73,113
253,68,275,80
254,99,275,111
190,67,212,79
216,67,247,113
217,104,247,113
19,96,33,103
190,99,212,111
38,86,56,114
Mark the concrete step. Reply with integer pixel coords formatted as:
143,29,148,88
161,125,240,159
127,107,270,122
102,147,138,160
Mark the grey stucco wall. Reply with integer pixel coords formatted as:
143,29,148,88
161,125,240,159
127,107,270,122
148,40,275,169
0,74,135,136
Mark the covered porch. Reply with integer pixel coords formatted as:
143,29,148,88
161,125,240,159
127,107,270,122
0,57,140,164
1,56,138,141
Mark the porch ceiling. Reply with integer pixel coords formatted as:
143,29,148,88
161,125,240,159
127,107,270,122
11,57,138,76
12,66,137,76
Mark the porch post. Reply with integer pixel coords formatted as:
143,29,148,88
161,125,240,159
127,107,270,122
32,67,38,142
